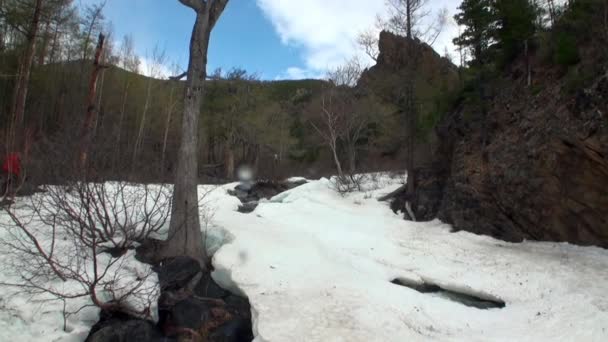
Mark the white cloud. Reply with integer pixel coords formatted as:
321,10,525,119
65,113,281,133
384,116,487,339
257,0,462,79
139,56,173,80
276,67,324,80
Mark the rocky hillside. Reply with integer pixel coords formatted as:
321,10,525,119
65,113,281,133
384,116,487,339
408,17,608,247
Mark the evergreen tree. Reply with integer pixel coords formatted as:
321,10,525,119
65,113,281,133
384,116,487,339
453,0,496,66
494,0,540,63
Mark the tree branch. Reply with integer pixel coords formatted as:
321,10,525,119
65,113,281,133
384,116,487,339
169,72,187,81
178,0,204,12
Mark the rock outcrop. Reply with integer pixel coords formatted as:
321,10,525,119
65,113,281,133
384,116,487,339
360,31,457,86
405,41,608,247
228,179,307,213
359,31,459,165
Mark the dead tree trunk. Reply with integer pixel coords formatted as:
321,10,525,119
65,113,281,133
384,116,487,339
10,0,43,148
80,33,106,169
526,40,531,86
161,82,178,168
132,77,153,165
224,144,235,180
404,0,418,221
162,0,229,268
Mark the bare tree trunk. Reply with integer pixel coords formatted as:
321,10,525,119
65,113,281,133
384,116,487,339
347,142,356,174
330,141,344,178
525,39,531,87
161,83,177,168
114,80,130,171
163,0,229,268
38,21,51,65
132,78,152,165
10,0,43,147
224,144,234,180
404,0,418,221
82,5,104,62
80,33,105,169
405,82,416,196
548,0,556,26
604,1,608,47
94,66,106,134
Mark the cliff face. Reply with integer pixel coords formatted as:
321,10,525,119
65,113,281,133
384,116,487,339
360,31,457,82
411,43,608,247
358,31,459,165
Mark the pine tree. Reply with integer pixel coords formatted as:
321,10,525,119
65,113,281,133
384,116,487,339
494,0,540,62
453,0,496,66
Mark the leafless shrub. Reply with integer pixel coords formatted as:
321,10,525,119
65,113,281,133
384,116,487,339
0,181,170,326
330,174,368,196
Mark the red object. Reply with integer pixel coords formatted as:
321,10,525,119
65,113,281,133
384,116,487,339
3,153,21,177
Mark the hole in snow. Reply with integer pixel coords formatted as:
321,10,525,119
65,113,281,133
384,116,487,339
391,278,506,310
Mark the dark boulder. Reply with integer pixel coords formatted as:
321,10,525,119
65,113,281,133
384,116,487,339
87,256,254,341
237,202,258,213
194,272,230,299
229,179,307,214
156,256,202,291
135,238,164,264
85,310,167,342
161,295,253,341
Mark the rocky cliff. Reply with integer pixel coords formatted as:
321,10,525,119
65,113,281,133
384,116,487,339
408,35,608,247
358,31,459,164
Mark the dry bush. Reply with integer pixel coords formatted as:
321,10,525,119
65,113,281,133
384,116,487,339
0,180,170,326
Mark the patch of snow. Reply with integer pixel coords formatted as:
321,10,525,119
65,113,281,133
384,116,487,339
208,175,608,342
0,184,162,341
1,175,607,341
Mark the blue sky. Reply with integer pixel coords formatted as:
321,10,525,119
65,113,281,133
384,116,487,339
78,0,460,80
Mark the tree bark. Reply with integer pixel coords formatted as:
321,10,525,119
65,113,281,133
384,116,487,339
132,77,153,165
224,144,234,180
525,39,531,87
161,82,177,167
331,141,344,178
404,0,418,221
10,0,43,146
80,33,106,169
163,0,229,268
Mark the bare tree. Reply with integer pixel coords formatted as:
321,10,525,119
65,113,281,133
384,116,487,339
382,0,447,221
80,33,106,169
311,87,346,178
311,59,367,180
380,0,448,46
8,0,43,152
357,29,380,61
80,1,105,62
0,181,169,323
161,63,183,167
162,0,229,268
132,45,167,165
114,34,139,170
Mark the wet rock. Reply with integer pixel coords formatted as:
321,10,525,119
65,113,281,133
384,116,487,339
134,238,164,264
229,179,307,214
85,310,167,342
161,295,253,341
237,202,258,213
195,272,230,299
156,256,202,291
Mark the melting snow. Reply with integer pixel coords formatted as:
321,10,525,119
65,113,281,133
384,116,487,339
1,174,607,341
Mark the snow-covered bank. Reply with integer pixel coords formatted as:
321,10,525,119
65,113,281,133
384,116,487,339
1,175,607,341
208,176,608,342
